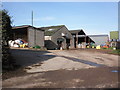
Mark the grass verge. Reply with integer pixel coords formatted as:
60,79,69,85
109,49,120,55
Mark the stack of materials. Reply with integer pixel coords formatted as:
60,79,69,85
96,45,101,49
8,39,28,48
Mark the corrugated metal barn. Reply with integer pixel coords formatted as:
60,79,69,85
12,25,44,47
88,35,109,45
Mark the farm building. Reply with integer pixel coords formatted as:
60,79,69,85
88,35,109,46
70,30,95,48
12,25,44,47
40,25,74,50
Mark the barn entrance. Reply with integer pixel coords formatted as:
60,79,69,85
57,38,64,50
66,38,70,49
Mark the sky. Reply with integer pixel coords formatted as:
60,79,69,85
2,2,118,35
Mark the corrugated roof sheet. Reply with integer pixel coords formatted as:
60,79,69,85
12,25,44,31
88,35,108,37
12,25,31,29
40,25,65,36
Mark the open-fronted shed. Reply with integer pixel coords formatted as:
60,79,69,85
12,25,44,47
70,30,95,48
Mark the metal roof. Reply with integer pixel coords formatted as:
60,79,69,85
88,35,108,37
12,25,31,29
12,25,44,31
40,25,65,36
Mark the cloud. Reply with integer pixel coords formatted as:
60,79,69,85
27,16,56,22
41,16,56,21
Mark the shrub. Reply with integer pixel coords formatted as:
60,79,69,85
1,10,13,70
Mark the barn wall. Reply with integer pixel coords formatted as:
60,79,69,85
28,27,44,47
36,30,44,47
28,27,35,47
51,26,74,49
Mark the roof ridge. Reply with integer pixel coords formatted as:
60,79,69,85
13,25,31,27
43,25,65,36
12,25,44,31
70,29,83,31
40,25,64,28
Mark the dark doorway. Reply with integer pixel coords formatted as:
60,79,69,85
57,38,64,50
66,38,70,49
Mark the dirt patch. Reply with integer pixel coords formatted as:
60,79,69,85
2,67,28,80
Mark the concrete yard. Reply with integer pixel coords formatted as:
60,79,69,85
2,48,119,88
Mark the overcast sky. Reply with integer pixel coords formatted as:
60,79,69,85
2,2,118,35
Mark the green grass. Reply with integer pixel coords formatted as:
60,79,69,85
109,49,120,55
101,47,116,50
102,47,107,49
107,47,114,50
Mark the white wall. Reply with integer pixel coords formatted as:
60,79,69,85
45,36,52,40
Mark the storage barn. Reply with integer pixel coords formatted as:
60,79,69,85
70,30,95,48
40,25,74,50
12,25,44,47
88,35,109,45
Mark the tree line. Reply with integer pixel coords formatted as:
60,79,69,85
0,9,14,70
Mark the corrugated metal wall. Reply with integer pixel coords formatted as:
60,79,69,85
36,29,44,47
28,27,35,47
89,35,108,45
28,27,44,47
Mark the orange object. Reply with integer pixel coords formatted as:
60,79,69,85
103,45,108,48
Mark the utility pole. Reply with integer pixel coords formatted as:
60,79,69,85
32,10,33,26
32,11,36,46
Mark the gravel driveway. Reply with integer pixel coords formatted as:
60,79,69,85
20,49,118,73
2,48,119,88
